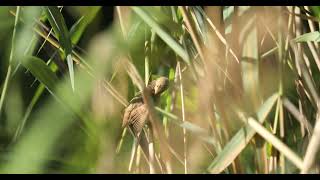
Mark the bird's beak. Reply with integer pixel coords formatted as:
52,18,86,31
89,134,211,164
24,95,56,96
154,86,160,95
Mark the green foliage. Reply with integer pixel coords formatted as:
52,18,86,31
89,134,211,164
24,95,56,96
295,31,320,42
45,6,74,91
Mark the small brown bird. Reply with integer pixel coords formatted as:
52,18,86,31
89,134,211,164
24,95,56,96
122,76,169,137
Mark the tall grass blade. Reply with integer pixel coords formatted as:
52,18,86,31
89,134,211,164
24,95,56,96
207,93,278,173
45,6,74,91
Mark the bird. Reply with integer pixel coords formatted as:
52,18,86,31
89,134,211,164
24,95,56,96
122,76,169,137
121,76,169,169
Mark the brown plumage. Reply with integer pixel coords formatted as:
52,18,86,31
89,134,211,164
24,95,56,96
122,77,169,137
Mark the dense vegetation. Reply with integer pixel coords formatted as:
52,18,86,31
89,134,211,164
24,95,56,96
0,6,320,174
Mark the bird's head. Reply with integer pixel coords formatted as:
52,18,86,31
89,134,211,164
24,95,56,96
153,77,169,96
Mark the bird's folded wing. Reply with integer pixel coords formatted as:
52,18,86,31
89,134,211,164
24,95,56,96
122,104,134,128
129,104,149,136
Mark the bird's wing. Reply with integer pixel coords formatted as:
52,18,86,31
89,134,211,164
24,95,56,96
128,104,148,136
122,103,135,128
122,95,143,127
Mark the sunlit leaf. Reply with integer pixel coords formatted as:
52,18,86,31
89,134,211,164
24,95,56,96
294,31,320,43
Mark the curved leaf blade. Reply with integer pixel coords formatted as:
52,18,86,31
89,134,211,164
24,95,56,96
132,6,190,64
207,93,279,173
70,6,101,45
21,56,59,92
295,31,320,43
45,6,74,91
